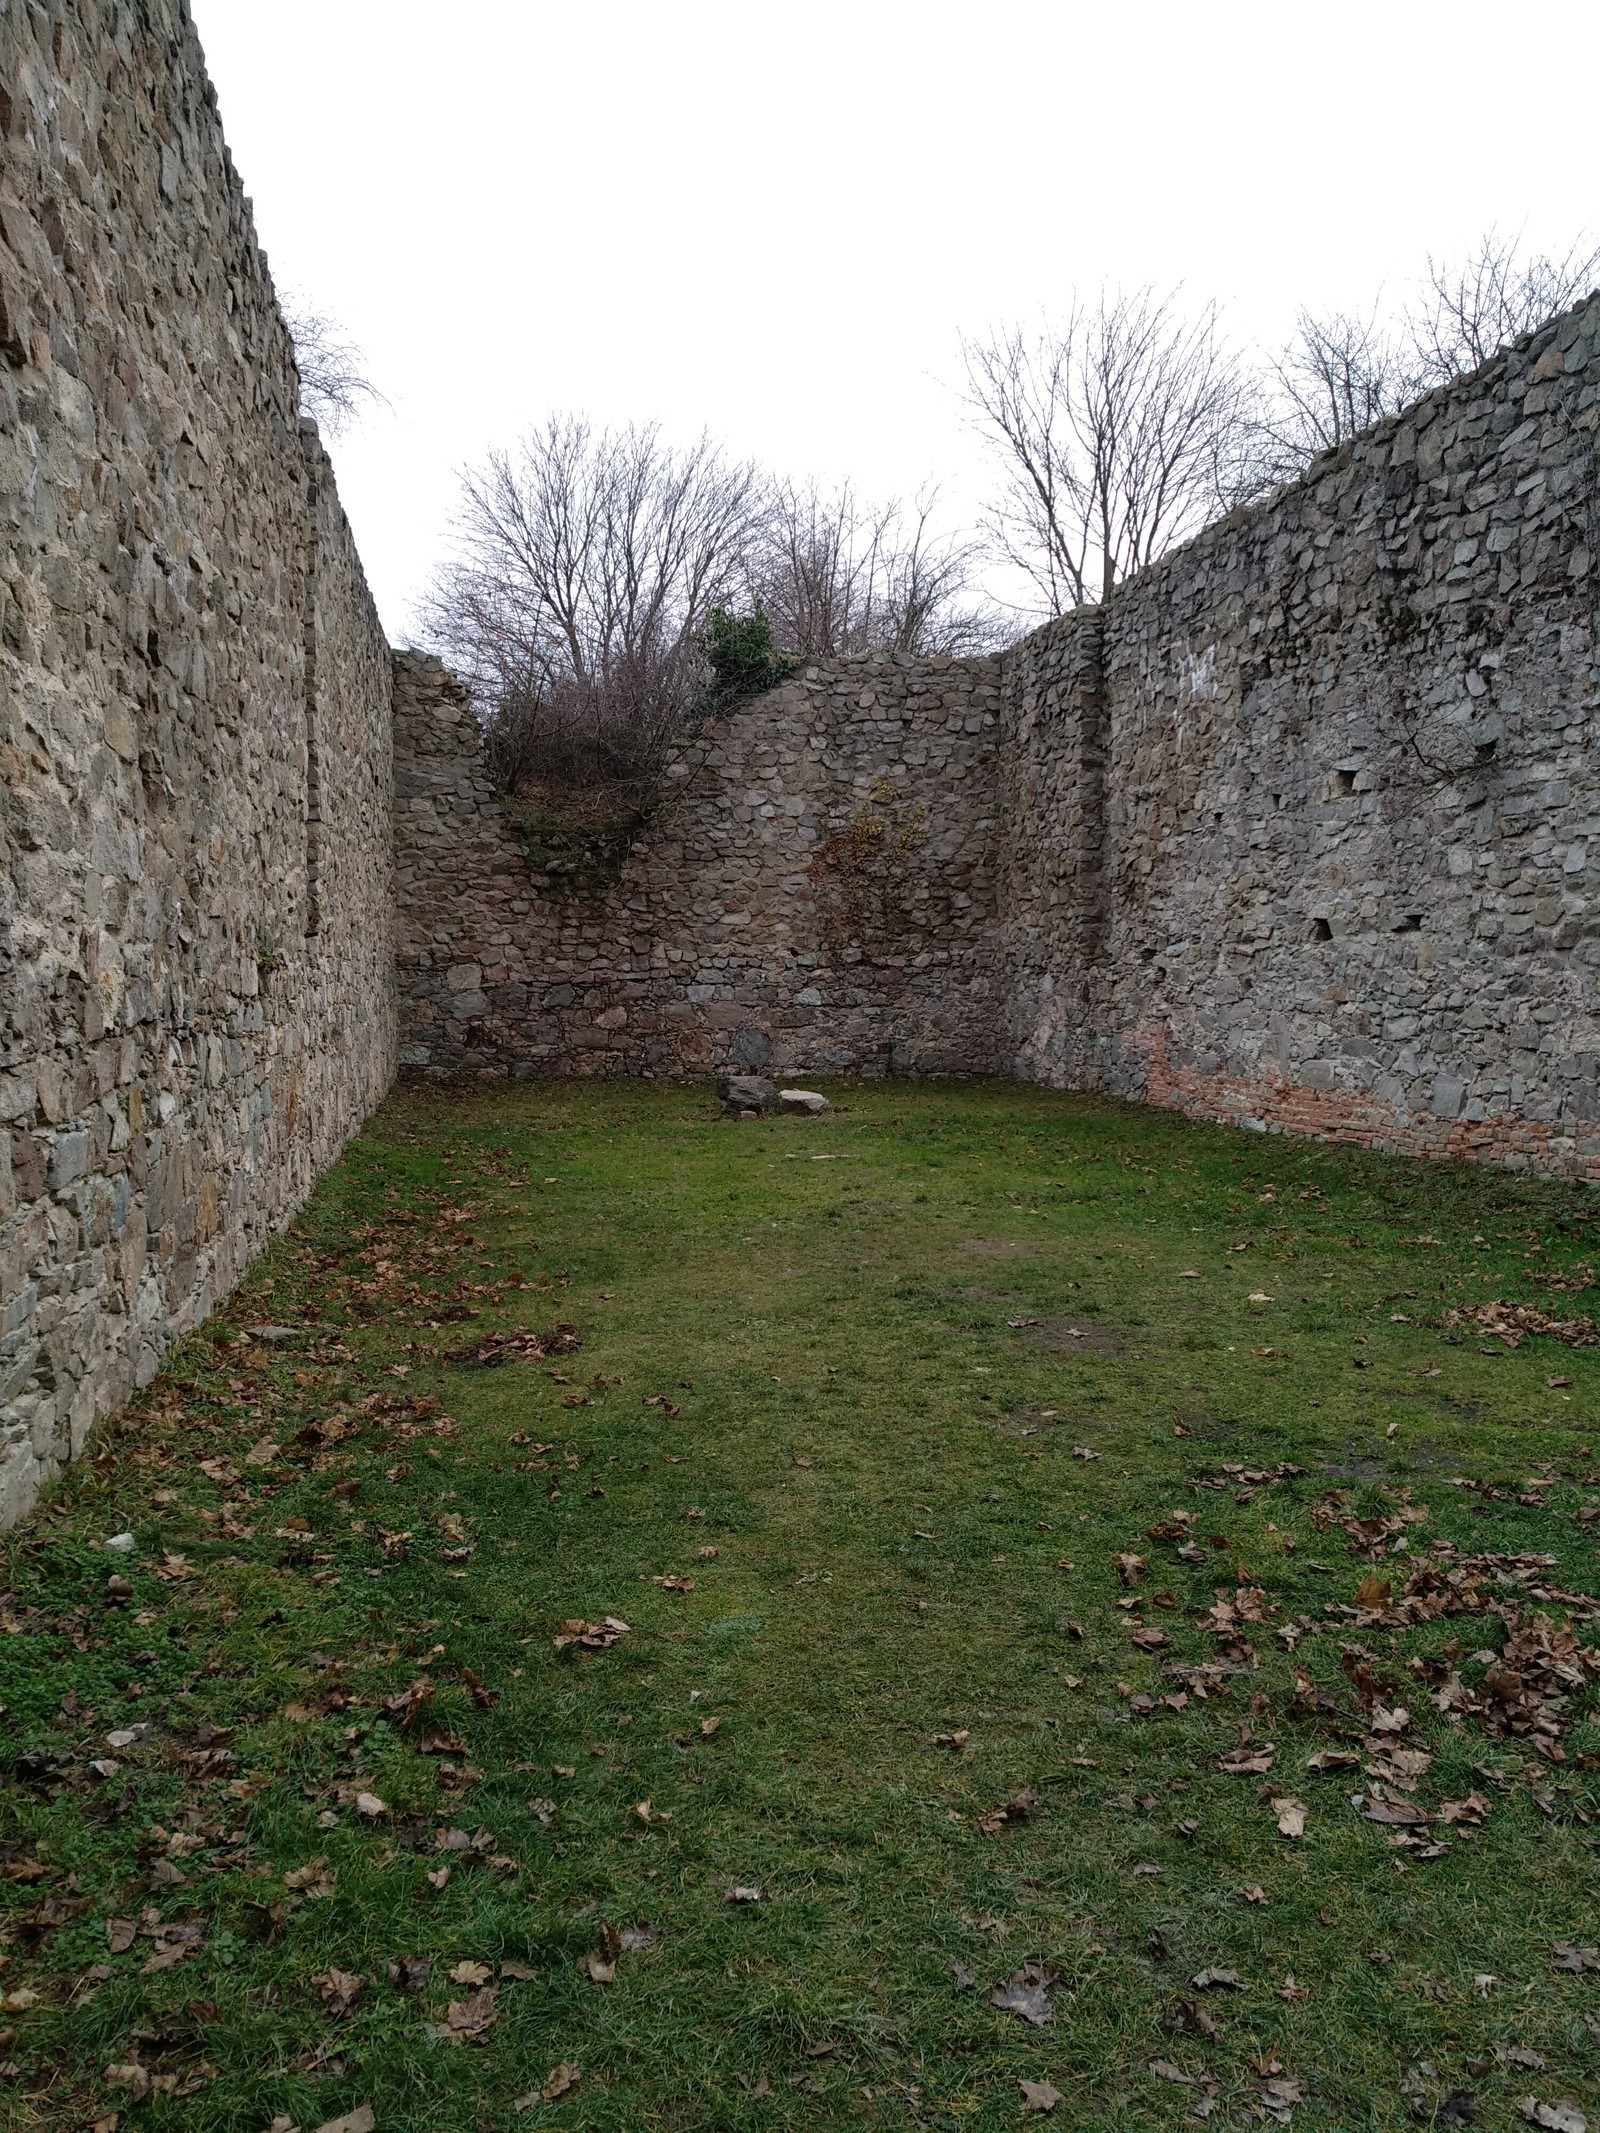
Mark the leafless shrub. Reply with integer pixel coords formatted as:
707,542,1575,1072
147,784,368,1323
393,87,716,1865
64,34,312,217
1248,307,1423,486
422,418,763,794
964,289,1254,614
1254,231,1600,485
280,297,386,436
750,484,1004,659
1413,227,1600,383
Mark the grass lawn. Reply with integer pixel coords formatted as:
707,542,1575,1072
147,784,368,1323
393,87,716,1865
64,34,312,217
4,1078,1600,2133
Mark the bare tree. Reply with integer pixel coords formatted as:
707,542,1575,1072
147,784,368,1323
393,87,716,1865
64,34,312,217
280,297,386,436
423,418,763,792
1249,306,1422,486
751,483,1004,659
965,289,1253,614
1413,228,1600,383
1252,231,1600,486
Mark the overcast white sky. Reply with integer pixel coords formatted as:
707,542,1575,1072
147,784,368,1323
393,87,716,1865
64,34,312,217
189,0,1600,642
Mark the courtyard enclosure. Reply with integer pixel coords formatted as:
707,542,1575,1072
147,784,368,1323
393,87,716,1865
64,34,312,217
3,3,1600,2126
3,0,1600,1532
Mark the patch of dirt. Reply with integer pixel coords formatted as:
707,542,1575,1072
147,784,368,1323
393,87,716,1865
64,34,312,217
961,1239,1035,1259
1389,1438,1469,1471
1014,1316,1126,1358
1172,1410,1239,1444
1319,1454,1399,1483
1322,1439,1462,1481
963,1287,1019,1302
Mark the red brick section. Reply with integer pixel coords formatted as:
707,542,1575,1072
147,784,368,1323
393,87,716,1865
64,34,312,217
1135,1022,1600,1182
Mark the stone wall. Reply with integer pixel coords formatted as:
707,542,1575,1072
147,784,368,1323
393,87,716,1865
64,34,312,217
393,649,1006,1081
0,0,395,1525
1002,293,1600,1177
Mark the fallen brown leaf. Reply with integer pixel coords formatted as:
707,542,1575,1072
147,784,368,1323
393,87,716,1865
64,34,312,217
311,1967,362,2016
988,1962,1055,2026
552,1616,630,1652
311,2109,376,2133
439,1985,498,2040
515,2062,581,2108
1218,1737,1275,1776
1438,1792,1492,1826
1162,1997,1219,2039
976,1787,1040,1835
1515,2102,1588,2132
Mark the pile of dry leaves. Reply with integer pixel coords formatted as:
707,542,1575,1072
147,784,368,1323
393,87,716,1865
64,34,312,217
449,1323,582,1368
1444,1300,1599,1349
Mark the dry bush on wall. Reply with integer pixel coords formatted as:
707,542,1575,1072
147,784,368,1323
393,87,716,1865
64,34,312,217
422,418,762,804
421,426,1005,830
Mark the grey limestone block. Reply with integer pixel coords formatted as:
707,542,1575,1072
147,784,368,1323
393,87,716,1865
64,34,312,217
717,1073,779,1116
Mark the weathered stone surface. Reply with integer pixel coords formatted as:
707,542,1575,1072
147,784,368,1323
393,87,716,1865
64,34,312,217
0,0,394,1527
1000,293,1600,1181
778,1089,831,1115
393,650,1007,1083
718,1074,779,1116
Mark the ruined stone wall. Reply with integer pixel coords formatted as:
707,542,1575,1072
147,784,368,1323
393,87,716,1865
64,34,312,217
1003,294,1600,1178
0,0,395,1524
393,649,1006,1081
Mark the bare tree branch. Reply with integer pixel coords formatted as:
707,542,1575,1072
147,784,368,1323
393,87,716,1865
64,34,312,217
751,483,1004,659
421,418,763,792
964,290,1253,614
1413,227,1600,382
280,296,386,436
1247,306,1423,486
1251,231,1600,486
